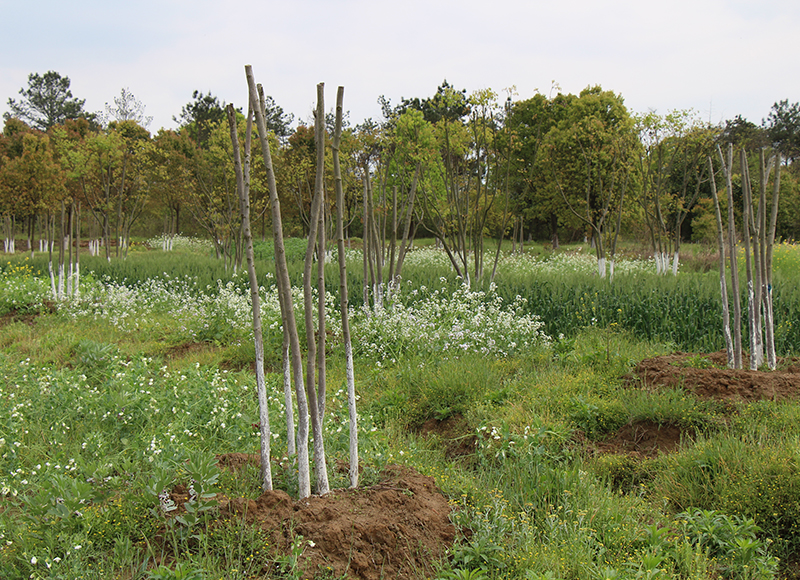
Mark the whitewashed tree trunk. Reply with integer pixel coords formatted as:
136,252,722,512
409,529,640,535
708,157,735,367
302,83,329,496
247,65,311,499
741,150,763,370
281,332,296,456
717,144,742,368
332,86,359,488
227,103,273,491
741,153,757,370
764,155,781,369
73,202,81,298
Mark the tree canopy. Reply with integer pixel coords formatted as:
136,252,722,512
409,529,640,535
5,71,95,131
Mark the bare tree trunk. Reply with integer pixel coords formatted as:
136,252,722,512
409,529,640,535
387,185,398,284
393,163,420,284
74,202,81,298
740,150,756,369
282,328,296,456
717,144,742,368
709,156,735,367
362,176,371,306
303,83,329,496
757,150,769,369
58,202,65,299
764,154,781,370
367,175,384,306
228,103,273,491
67,203,74,297
317,196,327,421
332,86,359,488
46,213,56,299
246,65,311,499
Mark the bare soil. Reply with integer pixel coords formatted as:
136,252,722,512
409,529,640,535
418,414,477,460
594,351,800,458
595,420,686,458
628,351,800,402
0,303,56,328
183,459,455,580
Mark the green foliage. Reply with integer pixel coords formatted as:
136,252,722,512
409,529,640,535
0,258,49,315
252,237,308,264
591,453,653,492
675,509,778,579
3,243,800,579
147,562,207,580
652,435,800,562
388,355,500,427
567,395,626,439
5,70,93,130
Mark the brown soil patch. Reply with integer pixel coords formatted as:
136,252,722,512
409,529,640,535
628,351,800,402
163,341,217,360
595,420,687,458
417,414,477,460
211,460,454,580
215,452,259,471
0,303,56,328
0,311,38,327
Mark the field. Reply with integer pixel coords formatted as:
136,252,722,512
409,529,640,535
2,239,800,580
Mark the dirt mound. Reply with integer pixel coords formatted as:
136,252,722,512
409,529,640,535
629,351,800,402
595,420,687,458
216,462,455,580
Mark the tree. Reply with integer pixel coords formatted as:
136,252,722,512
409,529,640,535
176,90,291,147
721,115,769,150
261,94,294,140
635,110,716,274
331,86,359,488
765,100,800,162
544,86,637,277
247,66,312,498
142,129,196,243
175,91,226,148
102,87,153,129
505,91,569,248
183,119,245,268
5,71,95,131
405,81,478,283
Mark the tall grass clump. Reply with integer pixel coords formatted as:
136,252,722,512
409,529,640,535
650,433,800,563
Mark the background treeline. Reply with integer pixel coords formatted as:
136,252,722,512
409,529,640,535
2,72,799,278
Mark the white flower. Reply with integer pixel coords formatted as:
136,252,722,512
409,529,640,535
31,556,37,565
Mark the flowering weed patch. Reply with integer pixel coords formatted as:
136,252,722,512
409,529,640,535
352,282,550,364
0,258,49,315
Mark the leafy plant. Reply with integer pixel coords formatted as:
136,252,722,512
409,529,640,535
567,396,626,439
147,562,207,580
676,509,777,579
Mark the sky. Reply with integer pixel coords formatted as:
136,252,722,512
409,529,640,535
1,0,798,133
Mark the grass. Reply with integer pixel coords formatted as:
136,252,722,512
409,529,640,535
2,239,800,578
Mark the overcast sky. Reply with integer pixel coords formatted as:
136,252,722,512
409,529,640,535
2,0,798,133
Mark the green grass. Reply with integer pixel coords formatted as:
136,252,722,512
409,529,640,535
2,239,800,579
